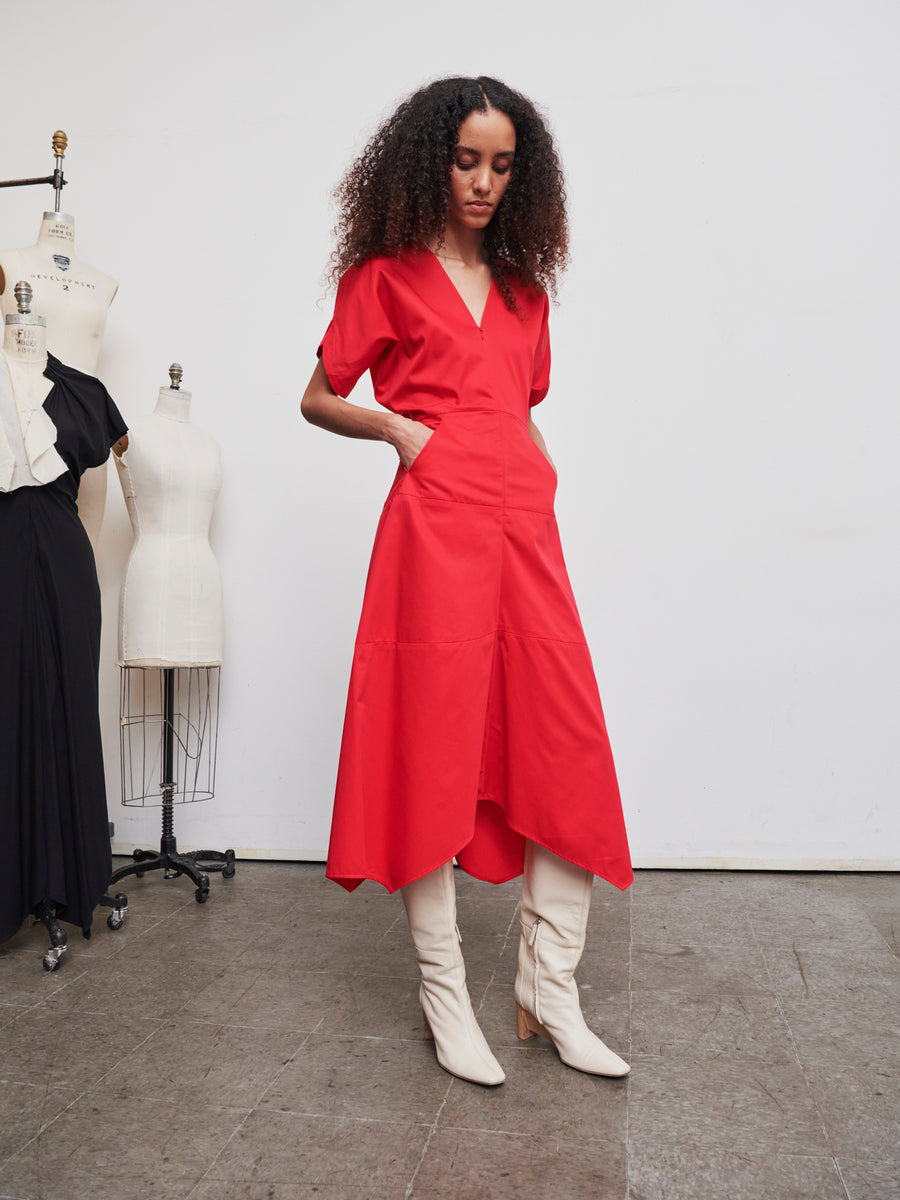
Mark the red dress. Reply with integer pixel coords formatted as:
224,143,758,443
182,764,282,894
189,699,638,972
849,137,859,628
319,250,632,893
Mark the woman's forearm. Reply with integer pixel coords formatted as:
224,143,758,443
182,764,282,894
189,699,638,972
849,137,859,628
300,357,432,468
301,358,401,443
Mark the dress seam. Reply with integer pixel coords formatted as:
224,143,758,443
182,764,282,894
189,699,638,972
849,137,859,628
354,627,588,649
394,492,554,517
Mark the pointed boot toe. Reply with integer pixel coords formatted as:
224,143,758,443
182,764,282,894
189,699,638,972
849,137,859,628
403,863,505,1087
515,843,630,1079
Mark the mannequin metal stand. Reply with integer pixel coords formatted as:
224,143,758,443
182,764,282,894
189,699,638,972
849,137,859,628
34,889,128,972
109,667,234,903
0,130,68,208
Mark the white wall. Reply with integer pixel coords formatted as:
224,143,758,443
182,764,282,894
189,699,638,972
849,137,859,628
3,0,898,869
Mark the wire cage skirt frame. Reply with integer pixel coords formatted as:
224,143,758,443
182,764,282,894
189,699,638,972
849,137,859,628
109,665,235,903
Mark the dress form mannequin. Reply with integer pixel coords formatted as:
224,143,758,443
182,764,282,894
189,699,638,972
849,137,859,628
115,364,224,666
1,281,128,969
110,364,232,902
0,213,118,371
0,178,119,545
0,282,60,492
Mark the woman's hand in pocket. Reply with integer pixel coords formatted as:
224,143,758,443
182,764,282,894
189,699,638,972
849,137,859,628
386,414,434,470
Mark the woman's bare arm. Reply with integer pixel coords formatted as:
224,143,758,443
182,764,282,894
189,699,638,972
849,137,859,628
300,358,432,470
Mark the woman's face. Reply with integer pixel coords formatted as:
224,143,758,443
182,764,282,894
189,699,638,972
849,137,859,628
446,107,516,236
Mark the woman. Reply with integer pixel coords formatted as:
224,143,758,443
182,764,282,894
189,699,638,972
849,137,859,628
301,76,632,1086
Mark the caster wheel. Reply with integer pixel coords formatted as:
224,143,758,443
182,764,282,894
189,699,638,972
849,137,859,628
107,914,124,931
222,860,236,879
43,953,60,971
135,871,144,879
195,887,209,903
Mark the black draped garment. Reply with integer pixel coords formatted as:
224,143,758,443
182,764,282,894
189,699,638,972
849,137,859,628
0,354,127,944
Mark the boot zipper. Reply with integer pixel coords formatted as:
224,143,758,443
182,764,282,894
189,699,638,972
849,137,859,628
530,917,543,1021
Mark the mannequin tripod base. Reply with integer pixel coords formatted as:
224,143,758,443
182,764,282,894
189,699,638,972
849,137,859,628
115,666,230,902
109,832,236,904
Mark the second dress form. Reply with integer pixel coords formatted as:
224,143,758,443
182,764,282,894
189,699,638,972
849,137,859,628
0,211,120,545
116,381,223,667
0,212,118,373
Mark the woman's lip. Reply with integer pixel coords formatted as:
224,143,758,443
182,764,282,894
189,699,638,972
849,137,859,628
467,202,492,210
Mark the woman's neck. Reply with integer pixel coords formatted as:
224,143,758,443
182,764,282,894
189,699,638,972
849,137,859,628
432,224,485,270
155,387,192,421
3,320,48,364
37,212,76,250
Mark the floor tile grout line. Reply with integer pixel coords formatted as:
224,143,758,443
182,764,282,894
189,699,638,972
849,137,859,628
182,1019,325,1200
868,913,900,959
832,1155,852,1200
182,1106,258,1200
500,899,521,952
260,1017,322,1085
232,1108,436,1127
0,1005,174,1169
1,966,91,1019
403,1078,454,1200
747,913,851,1198
472,899,520,1021
375,906,407,944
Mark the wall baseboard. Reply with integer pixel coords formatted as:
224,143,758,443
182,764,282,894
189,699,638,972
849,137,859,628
110,845,899,872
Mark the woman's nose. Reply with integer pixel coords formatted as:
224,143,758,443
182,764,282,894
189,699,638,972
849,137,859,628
473,166,492,194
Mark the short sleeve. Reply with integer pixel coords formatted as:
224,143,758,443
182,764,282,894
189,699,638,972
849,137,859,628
529,292,551,408
102,385,128,450
318,260,399,398
82,380,128,469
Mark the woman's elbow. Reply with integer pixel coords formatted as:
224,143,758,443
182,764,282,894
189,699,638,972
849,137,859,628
301,359,337,425
300,386,329,426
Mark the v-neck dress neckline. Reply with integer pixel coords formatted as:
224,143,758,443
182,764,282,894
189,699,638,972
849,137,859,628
426,248,493,331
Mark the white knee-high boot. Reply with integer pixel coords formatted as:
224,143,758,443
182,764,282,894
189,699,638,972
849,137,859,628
401,862,505,1086
515,842,629,1077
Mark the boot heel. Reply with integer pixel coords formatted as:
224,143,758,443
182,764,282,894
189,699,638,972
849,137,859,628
516,1002,534,1040
516,1001,551,1042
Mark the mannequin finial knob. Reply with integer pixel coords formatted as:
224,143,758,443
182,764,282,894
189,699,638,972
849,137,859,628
169,363,183,390
14,281,33,315
52,130,68,157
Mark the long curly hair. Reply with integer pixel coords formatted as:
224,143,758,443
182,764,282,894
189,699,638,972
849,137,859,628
328,76,569,310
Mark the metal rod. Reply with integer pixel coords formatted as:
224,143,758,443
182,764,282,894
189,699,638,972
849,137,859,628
161,668,176,838
0,175,58,189
0,131,69,200
52,130,67,210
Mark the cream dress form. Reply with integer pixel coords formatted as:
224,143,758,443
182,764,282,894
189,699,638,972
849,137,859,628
0,212,118,545
115,385,223,667
0,298,63,492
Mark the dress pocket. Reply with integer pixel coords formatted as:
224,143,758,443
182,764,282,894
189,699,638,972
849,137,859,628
523,430,557,480
404,421,443,477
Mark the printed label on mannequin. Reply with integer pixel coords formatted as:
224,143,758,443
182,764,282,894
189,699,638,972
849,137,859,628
12,328,40,352
45,221,74,244
52,255,71,272
21,272,97,291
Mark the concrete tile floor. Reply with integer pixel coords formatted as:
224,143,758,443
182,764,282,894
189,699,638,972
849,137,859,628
0,862,897,1200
